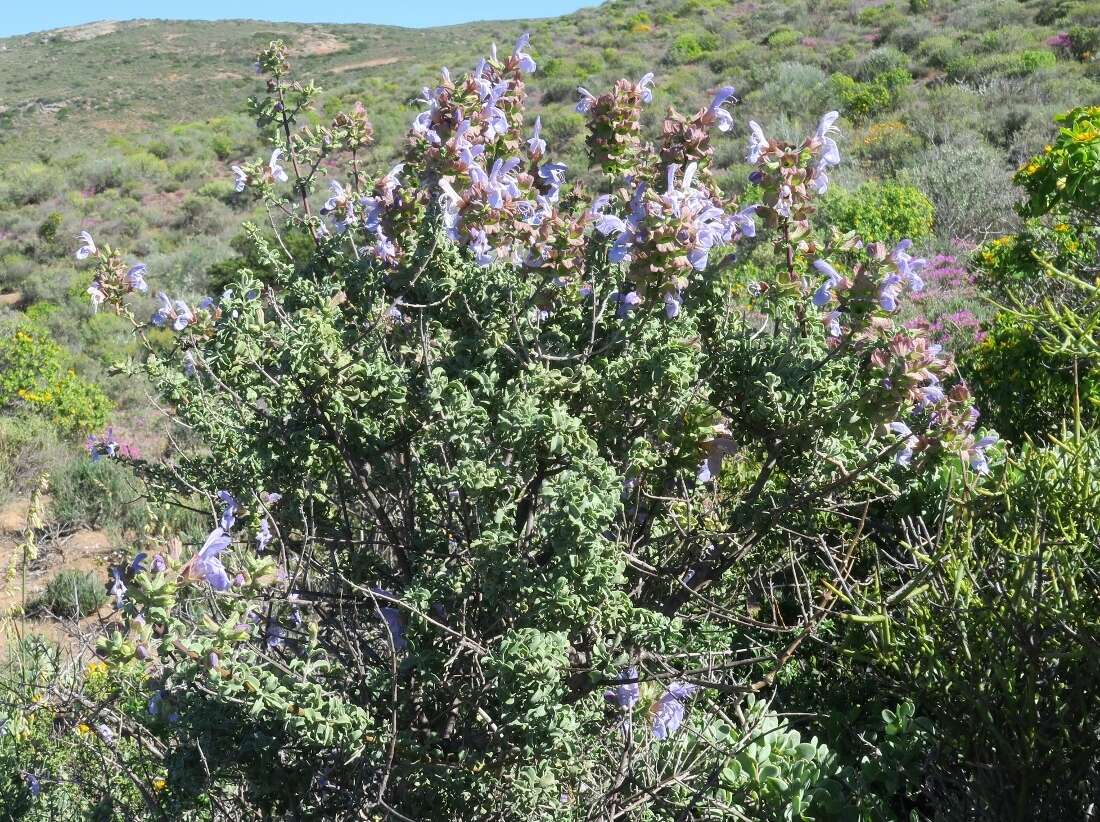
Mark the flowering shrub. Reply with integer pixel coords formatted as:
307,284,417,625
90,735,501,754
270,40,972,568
55,36,996,818
0,319,112,435
822,181,935,245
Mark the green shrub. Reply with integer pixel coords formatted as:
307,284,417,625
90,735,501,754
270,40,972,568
840,429,1100,815
31,570,106,619
0,414,68,502
0,320,112,436
0,164,62,207
963,313,1099,442
666,31,717,64
830,69,910,121
823,181,935,244
49,456,148,534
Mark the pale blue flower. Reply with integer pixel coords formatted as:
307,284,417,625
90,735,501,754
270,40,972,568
110,568,126,609
268,149,288,183
887,421,917,467
513,33,536,73
879,273,904,312
891,239,927,292
604,666,640,709
575,87,597,114
87,282,106,311
970,434,999,475
707,86,736,132
746,121,768,163
664,290,683,318
194,528,232,591
811,259,843,307
652,682,697,739
527,115,546,157
75,231,97,260
126,264,149,293
256,518,272,552
371,587,407,650
616,290,643,318
217,490,238,531
231,165,248,192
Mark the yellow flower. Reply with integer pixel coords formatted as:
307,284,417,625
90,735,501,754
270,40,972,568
76,723,91,735
1025,161,1041,176
1066,240,1079,252
86,660,108,676
152,777,167,792
1055,223,1070,233
1073,128,1100,143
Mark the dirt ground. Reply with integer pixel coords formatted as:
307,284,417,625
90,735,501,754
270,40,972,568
0,497,116,656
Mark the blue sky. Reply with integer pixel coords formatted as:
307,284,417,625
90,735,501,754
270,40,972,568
0,0,600,37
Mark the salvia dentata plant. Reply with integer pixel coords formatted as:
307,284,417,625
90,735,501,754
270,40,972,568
70,35,998,819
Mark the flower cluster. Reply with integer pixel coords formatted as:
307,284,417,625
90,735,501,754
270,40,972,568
577,72,654,176
73,232,149,311
591,162,757,317
746,111,841,235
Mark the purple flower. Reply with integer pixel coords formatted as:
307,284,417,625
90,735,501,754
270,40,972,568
706,86,736,132
217,490,239,531
811,259,843,307
637,72,655,104
128,552,147,574
604,666,640,709
23,772,41,798
151,554,166,573
75,231,97,260
125,264,149,293
194,528,232,591
652,682,697,739
513,33,536,73
616,290,643,318
969,434,999,475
